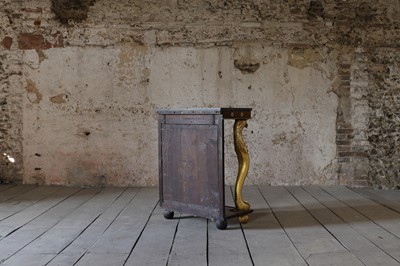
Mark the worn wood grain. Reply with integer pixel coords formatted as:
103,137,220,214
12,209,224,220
305,186,400,262
167,216,208,266
4,188,126,266
0,185,399,266
124,205,179,266
0,186,62,222
207,186,253,266
75,187,159,266
47,188,140,266
352,188,400,214
0,186,36,202
0,188,97,263
322,186,400,238
288,186,399,266
242,186,307,266
259,186,363,266
0,185,13,192
0,187,78,240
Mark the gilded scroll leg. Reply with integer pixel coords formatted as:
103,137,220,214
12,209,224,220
234,120,251,223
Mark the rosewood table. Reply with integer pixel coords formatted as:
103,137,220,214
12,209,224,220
157,108,253,230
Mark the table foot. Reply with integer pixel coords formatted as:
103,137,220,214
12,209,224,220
216,219,228,230
239,215,249,224
163,211,174,219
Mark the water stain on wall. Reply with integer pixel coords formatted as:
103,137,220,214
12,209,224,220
288,48,323,69
50,93,67,104
25,79,43,104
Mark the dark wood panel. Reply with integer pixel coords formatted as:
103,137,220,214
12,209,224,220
220,108,252,119
159,113,224,221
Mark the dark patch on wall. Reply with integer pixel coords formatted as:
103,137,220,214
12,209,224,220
50,93,67,104
36,49,48,63
355,2,377,24
18,32,64,50
51,0,96,23
307,0,325,20
31,173,45,185
25,79,43,104
34,19,42,26
1,37,12,50
233,59,260,74
20,7,43,13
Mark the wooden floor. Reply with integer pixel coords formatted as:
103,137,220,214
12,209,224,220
0,185,399,266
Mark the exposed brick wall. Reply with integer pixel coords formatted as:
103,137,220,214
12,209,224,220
332,1,400,188
0,0,399,187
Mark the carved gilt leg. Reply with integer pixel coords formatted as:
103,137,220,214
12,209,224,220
233,119,251,223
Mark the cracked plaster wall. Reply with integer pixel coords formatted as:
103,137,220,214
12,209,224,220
0,0,399,188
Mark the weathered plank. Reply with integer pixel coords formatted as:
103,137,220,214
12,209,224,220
288,186,399,266
76,253,127,266
0,253,56,266
0,186,36,202
0,185,399,266
166,216,208,266
259,186,363,266
0,186,62,222
124,205,179,266
305,186,400,262
75,187,159,266
0,185,14,192
47,188,140,266
352,188,400,214
241,186,307,266
207,186,253,266
4,187,127,266
306,252,369,266
0,188,97,263
0,187,77,240
322,186,400,238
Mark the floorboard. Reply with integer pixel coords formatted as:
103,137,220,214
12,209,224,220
288,186,399,266
75,187,159,266
6,188,127,266
0,187,62,222
48,188,140,266
207,186,253,266
243,186,307,266
305,186,400,262
0,184,399,266
124,205,179,266
0,186,36,203
0,187,78,240
166,214,208,266
352,188,400,214
0,185,14,193
322,186,400,238
259,186,363,266
0,188,97,264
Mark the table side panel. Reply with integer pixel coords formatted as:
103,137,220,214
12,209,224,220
159,113,225,220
